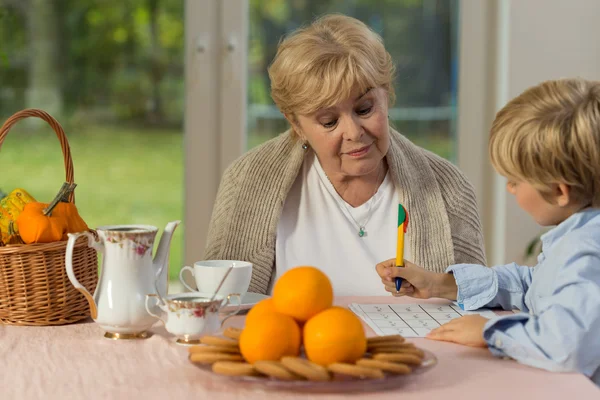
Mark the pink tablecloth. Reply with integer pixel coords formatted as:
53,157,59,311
1,296,597,400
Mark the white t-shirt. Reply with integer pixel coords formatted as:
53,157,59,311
274,153,410,296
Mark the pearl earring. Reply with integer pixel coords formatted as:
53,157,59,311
302,143,308,150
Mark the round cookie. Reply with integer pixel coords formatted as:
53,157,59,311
368,341,415,350
357,358,412,374
190,352,244,364
223,327,242,340
200,336,239,348
368,343,417,353
370,347,425,358
327,363,385,379
366,334,405,344
212,361,259,377
188,345,241,354
401,348,425,358
254,361,304,381
373,353,423,365
280,357,331,381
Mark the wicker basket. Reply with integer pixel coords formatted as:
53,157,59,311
0,109,98,326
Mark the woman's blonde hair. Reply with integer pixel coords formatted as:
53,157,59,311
489,78,600,206
268,14,396,119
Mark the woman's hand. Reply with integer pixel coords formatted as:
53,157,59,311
426,315,488,348
375,258,458,300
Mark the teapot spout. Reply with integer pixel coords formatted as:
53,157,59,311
153,220,181,299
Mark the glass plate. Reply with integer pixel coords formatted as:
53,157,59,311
190,350,437,394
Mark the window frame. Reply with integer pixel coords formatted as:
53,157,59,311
184,0,500,269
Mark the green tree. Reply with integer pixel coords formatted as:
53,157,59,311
1,0,184,125
27,0,63,117
147,0,165,123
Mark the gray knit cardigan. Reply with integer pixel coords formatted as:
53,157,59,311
204,129,486,294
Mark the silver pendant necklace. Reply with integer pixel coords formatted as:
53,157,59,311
325,165,384,238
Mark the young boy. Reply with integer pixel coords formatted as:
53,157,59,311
377,78,600,386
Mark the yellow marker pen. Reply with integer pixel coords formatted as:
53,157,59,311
395,204,408,292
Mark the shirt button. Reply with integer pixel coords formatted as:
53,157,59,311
495,339,503,348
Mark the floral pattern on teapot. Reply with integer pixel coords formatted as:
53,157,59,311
104,230,154,257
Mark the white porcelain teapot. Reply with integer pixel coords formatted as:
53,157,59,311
65,221,180,339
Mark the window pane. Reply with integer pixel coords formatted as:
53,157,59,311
248,0,458,162
0,0,184,285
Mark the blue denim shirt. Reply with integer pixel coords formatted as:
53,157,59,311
447,209,600,386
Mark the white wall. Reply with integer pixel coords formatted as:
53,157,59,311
459,0,600,266
505,0,600,264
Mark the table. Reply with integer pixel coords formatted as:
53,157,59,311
1,296,597,400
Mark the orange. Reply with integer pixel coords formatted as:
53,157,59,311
239,312,301,364
244,298,276,326
272,266,333,322
303,307,367,366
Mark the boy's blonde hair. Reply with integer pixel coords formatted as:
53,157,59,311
489,78,600,207
268,14,396,120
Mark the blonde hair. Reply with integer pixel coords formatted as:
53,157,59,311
268,14,396,119
489,78,600,207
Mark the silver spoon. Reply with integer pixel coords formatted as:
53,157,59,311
209,262,235,303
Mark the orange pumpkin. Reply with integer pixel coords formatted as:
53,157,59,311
54,202,89,238
16,202,68,244
14,182,88,244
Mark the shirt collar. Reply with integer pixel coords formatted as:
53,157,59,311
541,208,600,250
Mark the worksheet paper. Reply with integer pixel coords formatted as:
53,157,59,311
349,302,498,337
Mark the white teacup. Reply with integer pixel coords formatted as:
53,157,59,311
145,292,241,345
179,260,252,296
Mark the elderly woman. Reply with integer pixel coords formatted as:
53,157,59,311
204,14,485,296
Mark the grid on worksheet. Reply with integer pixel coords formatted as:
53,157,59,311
356,303,466,337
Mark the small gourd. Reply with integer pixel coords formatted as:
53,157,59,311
0,188,37,243
16,183,74,244
0,188,37,218
0,208,12,244
17,203,68,244
55,182,89,235
5,221,25,245
55,202,89,239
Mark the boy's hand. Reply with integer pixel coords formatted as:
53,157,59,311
375,258,458,300
426,315,488,347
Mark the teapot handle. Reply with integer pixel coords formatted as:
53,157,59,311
145,294,167,325
65,232,99,320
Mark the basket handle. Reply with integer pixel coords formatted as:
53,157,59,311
0,109,75,203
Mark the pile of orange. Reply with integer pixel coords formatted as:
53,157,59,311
239,266,367,366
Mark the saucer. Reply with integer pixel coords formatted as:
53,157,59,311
238,292,270,310
192,292,269,311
